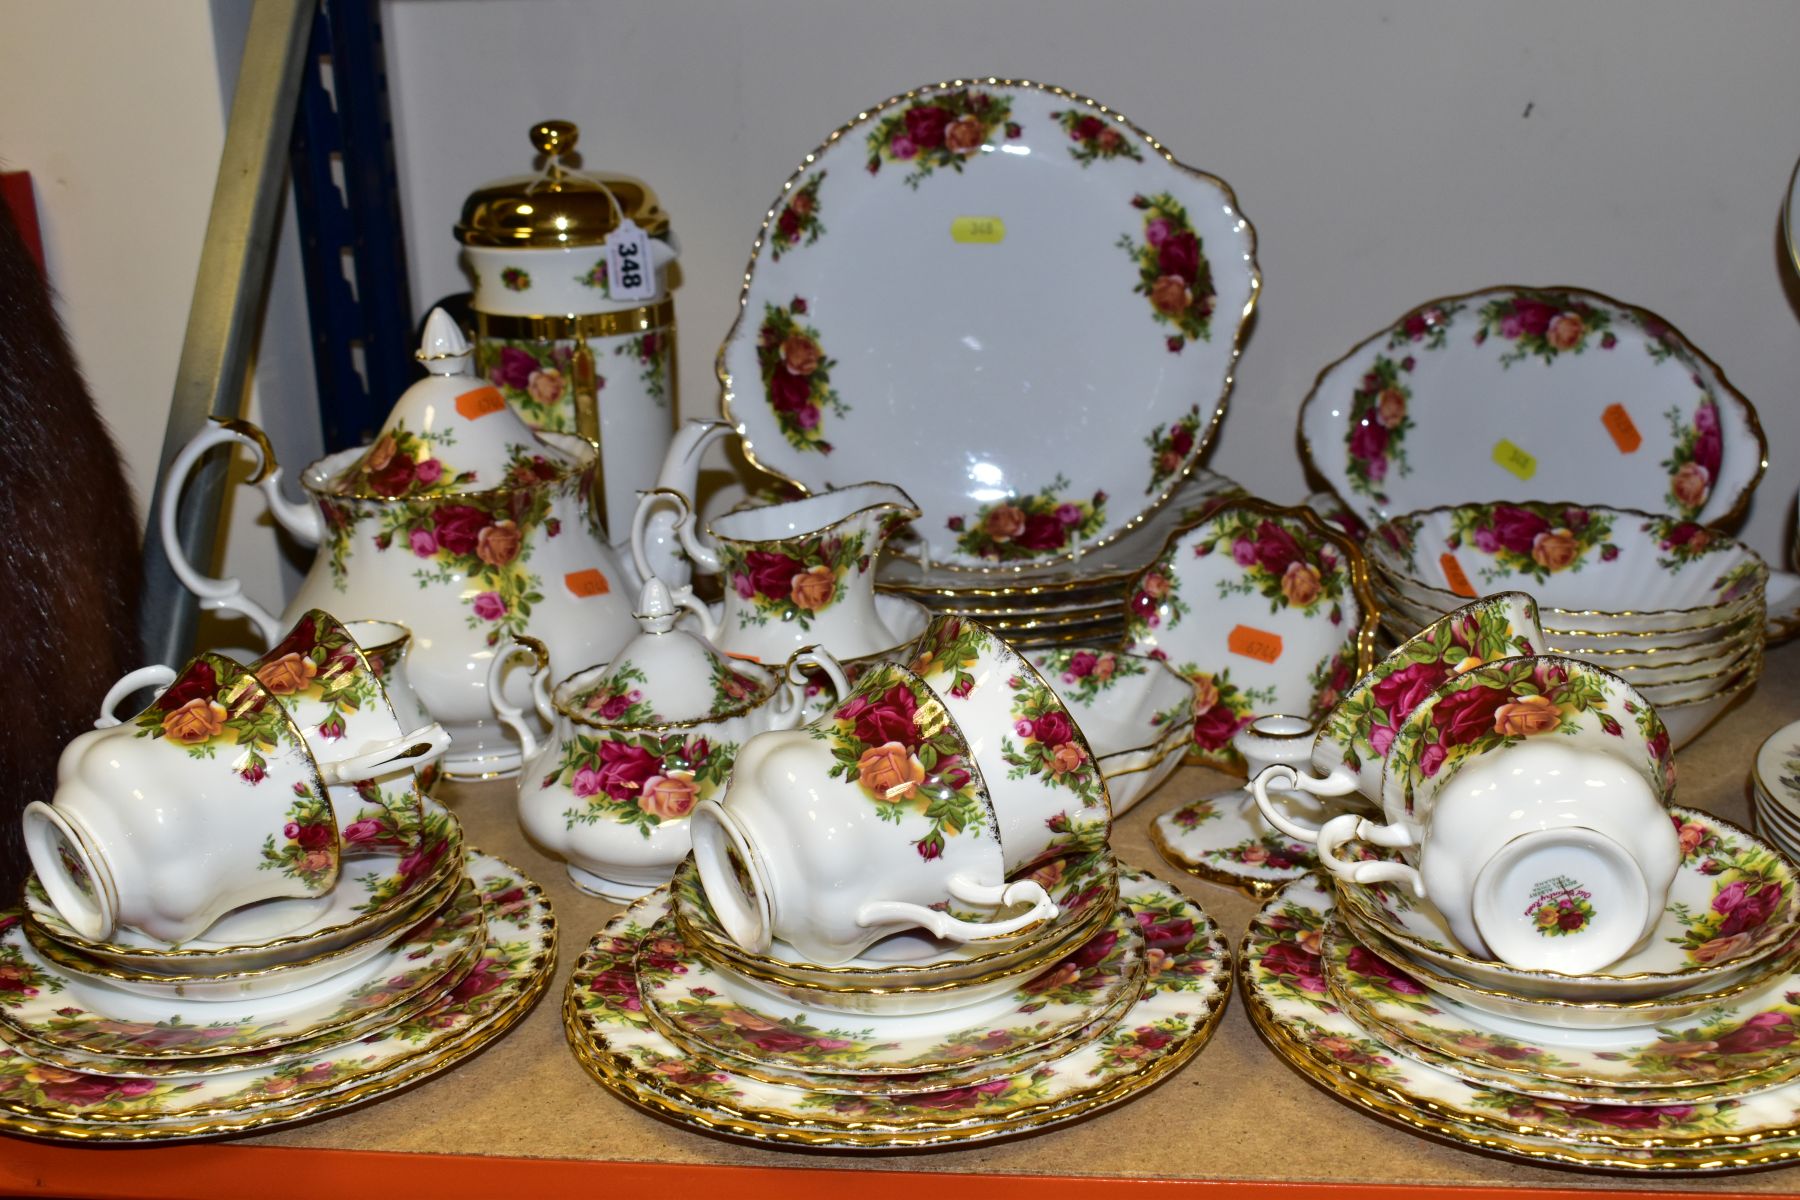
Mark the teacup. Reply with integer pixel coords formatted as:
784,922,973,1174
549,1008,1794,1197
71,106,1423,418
343,619,432,732
690,661,1058,965
24,653,342,943
1302,653,1679,973
250,610,448,840
907,616,1110,873
1252,591,1544,835
495,632,848,900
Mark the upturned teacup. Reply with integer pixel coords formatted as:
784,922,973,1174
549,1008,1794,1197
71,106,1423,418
690,661,1057,965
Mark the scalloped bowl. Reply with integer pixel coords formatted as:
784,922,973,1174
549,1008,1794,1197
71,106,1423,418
1369,503,1769,635
1026,647,1194,816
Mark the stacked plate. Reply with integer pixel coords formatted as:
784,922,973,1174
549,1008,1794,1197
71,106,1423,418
1754,719,1800,864
1243,807,1800,1174
877,470,1245,649
563,850,1232,1148
0,799,558,1141
1367,502,1775,748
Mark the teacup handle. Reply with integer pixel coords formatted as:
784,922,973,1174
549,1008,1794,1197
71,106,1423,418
486,637,553,760
1249,763,1361,841
768,646,850,728
95,665,178,729
1315,812,1426,896
315,724,451,785
857,876,1059,943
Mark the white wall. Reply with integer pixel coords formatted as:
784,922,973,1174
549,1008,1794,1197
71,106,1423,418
384,0,1800,560
5,0,1799,630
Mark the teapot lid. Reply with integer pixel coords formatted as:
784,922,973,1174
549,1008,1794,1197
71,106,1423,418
455,120,671,249
564,578,773,725
327,308,580,499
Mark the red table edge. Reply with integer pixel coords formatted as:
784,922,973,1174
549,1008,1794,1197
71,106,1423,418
0,1145,1782,1200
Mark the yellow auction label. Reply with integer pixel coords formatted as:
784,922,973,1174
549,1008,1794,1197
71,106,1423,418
951,216,1006,244
1491,438,1537,481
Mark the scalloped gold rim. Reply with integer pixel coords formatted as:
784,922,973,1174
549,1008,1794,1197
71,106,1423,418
716,77,1261,577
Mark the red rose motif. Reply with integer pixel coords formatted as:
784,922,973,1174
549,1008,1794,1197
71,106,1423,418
1710,1011,1795,1056
1486,505,1552,556
432,505,491,557
1346,945,1426,994
1253,519,1304,577
1348,420,1388,463
595,739,664,800
39,1073,160,1107
776,208,801,241
908,1080,1011,1111
1693,428,1722,476
294,823,333,851
840,683,920,749
1157,231,1202,283
450,958,505,1003
1137,913,1195,956
768,365,814,414
1030,710,1074,747
1072,115,1104,140
1511,298,1557,337
1434,684,1509,747
1062,928,1119,972
903,105,951,149
744,550,803,598
1015,513,1069,551
491,346,536,390
1192,703,1247,751
366,454,416,497
1169,425,1195,458
1260,940,1325,994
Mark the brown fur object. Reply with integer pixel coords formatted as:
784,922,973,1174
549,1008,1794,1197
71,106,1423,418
0,200,143,900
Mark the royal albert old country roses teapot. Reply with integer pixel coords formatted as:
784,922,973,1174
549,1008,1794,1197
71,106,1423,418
159,310,710,778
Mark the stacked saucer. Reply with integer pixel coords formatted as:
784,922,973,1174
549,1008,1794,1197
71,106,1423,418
1753,719,1800,863
1243,807,1800,1174
1,802,558,1141
876,470,1244,650
563,618,1231,1147
1368,502,1779,747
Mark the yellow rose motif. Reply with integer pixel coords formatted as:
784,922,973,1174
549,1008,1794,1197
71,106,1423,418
1192,674,1220,715
1280,561,1323,608
1530,528,1580,572
1545,313,1585,351
1493,693,1560,737
856,742,926,801
788,564,837,612
255,652,318,696
162,698,227,744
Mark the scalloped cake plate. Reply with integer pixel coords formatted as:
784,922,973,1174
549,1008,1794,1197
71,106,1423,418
721,79,1258,572
1298,286,1765,534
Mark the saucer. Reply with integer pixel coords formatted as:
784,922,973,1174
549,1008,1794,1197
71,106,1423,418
640,897,1141,1075
1150,787,1317,897
1244,875,1800,1161
564,867,1230,1148
0,850,556,1138
23,796,464,976
0,879,483,1060
1122,498,1379,765
1335,806,1800,1002
1322,916,1800,1088
720,79,1258,571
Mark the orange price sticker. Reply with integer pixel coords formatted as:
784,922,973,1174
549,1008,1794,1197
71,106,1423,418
1438,553,1477,598
454,386,507,421
1227,624,1283,664
1601,403,1642,454
564,569,611,598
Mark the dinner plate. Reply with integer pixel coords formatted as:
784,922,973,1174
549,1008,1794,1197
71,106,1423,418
0,878,483,1061
1298,286,1766,533
564,868,1230,1147
0,850,556,1138
721,79,1258,571
1243,875,1800,1170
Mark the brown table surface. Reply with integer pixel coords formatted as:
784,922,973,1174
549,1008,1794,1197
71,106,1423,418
11,641,1800,1196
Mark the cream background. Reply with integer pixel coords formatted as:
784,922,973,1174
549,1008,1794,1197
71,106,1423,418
2,0,1798,627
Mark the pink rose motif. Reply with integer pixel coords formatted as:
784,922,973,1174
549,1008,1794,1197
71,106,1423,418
1371,661,1449,724
1714,882,1782,940
1694,402,1719,434
414,458,443,486
1232,538,1256,566
1054,503,1083,526
889,134,918,160
732,572,754,600
1066,651,1098,678
793,404,821,430
1030,710,1074,747
1417,742,1448,777
1369,724,1397,758
570,767,605,798
342,818,383,845
408,528,438,557
1260,940,1325,994
471,592,507,621
1346,946,1426,994
1145,216,1174,247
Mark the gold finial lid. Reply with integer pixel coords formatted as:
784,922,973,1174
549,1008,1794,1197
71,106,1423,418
455,119,670,248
